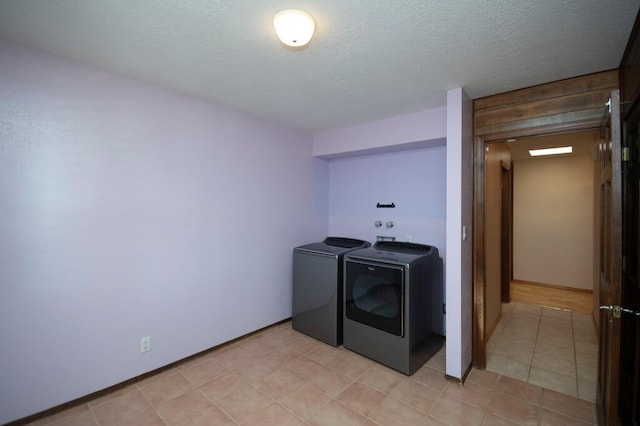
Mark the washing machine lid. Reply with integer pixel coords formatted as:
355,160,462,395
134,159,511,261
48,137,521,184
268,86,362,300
295,237,370,256
373,241,436,255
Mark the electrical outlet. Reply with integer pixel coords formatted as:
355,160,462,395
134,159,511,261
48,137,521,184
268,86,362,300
140,336,151,353
405,235,412,242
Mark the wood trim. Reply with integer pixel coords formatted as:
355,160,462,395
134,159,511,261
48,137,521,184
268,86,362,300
486,312,502,341
511,279,593,293
620,10,640,117
472,70,618,371
474,70,618,111
472,135,487,369
510,281,593,314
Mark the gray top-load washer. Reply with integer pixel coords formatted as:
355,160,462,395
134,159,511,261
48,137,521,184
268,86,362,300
292,237,371,346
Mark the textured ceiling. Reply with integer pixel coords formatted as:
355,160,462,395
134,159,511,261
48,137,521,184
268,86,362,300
0,1,638,133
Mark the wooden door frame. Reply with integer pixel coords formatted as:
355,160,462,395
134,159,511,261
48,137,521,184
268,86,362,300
500,161,512,303
472,71,619,368
473,126,604,367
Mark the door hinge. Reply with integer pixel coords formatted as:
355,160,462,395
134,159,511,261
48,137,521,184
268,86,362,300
600,304,640,318
622,147,630,162
606,98,612,113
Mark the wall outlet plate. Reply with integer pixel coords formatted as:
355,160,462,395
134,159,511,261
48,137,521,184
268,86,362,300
140,336,151,353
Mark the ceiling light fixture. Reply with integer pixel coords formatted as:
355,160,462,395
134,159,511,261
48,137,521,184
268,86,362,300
529,146,573,157
273,9,315,47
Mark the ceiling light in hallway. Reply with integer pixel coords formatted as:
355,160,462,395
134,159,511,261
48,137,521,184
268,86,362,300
529,146,573,157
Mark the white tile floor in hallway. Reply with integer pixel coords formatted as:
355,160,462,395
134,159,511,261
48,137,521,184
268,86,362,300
486,302,598,402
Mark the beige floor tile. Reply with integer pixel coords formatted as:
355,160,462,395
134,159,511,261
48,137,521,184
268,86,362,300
278,382,332,421
173,405,235,426
480,413,520,425
306,400,367,426
536,333,575,349
409,365,448,392
285,334,326,354
156,389,212,425
466,368,501,389
231,357,278,383
486,392,540,426
389,378,441,414
486,352,530,382
357,364,404,394
541,389,596,423
33,406,98,426
283,355,325,381
532,352,577,378
430,394,485,426
311,365,355,397
492,339,535,365
260,345,302,367
28,315,604,426
529,367,578,397
211,345,256,369
198,372,250,401
91,389,154,426
214,387,272,424
538,324,574,340
239,334,280,355
577,376,597,403
180,358,228,387
241,402,302,426
336,381,386,417
139,372,193,406
425,350,446,372
445,381,494,409
540,408,593,425
495,375,543,406
175,354,214,372
368,396,431,425
305,344,347,366
116,410,168,426
328,351,374,379
534,340,575,362
254,368,305,400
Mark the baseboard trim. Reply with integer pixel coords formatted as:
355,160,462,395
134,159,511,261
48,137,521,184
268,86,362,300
510,280,593,313
6,318,292,426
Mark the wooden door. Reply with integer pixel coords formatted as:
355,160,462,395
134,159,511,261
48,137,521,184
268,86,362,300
500,163,512,303
597,90,623,425
619,97,640,424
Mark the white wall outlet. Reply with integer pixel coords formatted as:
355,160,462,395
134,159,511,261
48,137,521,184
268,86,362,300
140,336,151,353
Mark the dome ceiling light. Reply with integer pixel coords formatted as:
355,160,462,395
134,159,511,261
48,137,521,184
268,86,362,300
273,9,316,47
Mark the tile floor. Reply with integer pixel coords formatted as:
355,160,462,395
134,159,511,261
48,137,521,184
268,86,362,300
486,302,598,403
28,318,598,426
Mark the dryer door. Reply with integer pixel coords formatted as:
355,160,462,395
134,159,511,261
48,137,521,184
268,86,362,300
345,259,404,337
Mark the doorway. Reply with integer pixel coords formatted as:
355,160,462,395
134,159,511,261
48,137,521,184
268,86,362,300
482,130,600,400
472,70,618,369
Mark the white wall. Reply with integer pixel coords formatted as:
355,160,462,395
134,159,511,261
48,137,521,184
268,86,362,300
513,154,594,289
445,87,474,380
0,41,327,424
327,147,446,254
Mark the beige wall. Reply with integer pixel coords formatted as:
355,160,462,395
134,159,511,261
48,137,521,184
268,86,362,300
513,153,595,290
485,143,510,337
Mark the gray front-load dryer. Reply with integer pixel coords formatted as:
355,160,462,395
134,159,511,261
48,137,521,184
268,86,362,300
292,237,370,346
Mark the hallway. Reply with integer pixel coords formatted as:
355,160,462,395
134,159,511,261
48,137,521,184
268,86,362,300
486,302,597,402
